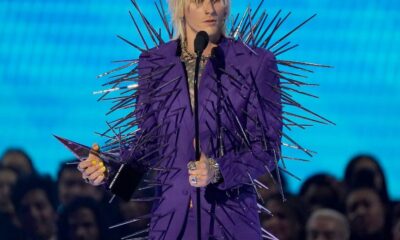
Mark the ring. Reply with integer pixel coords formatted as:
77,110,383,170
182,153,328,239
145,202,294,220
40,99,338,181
190,175,198,184
83,176,90,183
187,161,197,171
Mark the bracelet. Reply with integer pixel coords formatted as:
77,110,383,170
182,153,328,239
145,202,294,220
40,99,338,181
208,157,221,184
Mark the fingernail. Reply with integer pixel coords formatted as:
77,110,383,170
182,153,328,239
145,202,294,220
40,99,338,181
102,166,106,172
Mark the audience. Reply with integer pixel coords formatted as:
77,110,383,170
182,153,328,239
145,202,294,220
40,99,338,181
1,148,396,239
12,175,58,240
345,186,389,240
58,197,109,240
57,160,104,206
0,166,20,239
261,193,307,240
393,204,400,240
306,208,350,240
344,154,389,204
0,166,19,224
299,173,344,212
117,196,152,237
258,169,289,202
1,148,37,176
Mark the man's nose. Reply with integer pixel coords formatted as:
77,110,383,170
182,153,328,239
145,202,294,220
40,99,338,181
203,0,215,14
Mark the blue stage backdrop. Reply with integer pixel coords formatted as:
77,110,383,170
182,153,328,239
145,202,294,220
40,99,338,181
1,0,399,198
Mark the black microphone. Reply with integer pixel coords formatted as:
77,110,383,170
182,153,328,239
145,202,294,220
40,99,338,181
193,30,209,240
194,31,209,55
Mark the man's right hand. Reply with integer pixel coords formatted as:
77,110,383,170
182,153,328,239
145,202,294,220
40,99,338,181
77,144,107,186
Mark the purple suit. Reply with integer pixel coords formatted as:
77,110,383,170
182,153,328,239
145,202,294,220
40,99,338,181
108,37,282,240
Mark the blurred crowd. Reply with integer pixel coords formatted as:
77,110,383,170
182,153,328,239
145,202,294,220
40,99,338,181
0,148,399,240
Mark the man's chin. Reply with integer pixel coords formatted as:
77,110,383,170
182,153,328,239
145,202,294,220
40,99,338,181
202,30,222,42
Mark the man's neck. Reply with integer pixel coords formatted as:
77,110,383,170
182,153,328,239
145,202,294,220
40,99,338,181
185,32,221,57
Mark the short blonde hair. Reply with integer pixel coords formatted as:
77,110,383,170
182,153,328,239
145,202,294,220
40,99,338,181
168,0,231,39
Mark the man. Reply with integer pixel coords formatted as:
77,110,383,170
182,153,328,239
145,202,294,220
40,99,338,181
12,175,58,240
306,209,350,240
75,0,331,238
79,1,281,238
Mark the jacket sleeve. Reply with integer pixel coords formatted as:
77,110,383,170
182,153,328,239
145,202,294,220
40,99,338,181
215,50,282,191
104,52,159,187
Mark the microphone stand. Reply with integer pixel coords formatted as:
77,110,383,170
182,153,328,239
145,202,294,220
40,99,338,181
193,31,209,240
194,47,202,240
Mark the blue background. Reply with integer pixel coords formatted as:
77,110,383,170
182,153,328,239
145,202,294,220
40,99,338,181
1,0,399,198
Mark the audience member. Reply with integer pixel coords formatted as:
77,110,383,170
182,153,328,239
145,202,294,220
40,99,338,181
115,187,154,238
1,148,37,176
346,185,390,240
258,169,289,202
344,154,389,204
1,147,395,239
306,208,350,240
0,166,21,239
58,197,109,240
12,175,58,240
57,159,104,206
0,166,19,225
299,173,344,212
261,194,307,240
57,159,121,230
392,203,400,240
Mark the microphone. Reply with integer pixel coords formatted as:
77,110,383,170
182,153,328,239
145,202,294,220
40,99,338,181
193,30,209,240
194,31,209,55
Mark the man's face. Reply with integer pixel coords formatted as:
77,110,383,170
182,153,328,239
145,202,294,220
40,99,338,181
184,0,227,41
0,169,17,207
262,200,299,240
346,188,385,236
393,219,400,240
19,189,56,239
58,169,86,205
68,207,100,240
307,216,346,240
354,158,383,190
2,152,33,175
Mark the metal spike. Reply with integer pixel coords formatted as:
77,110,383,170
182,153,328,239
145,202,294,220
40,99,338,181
257,203,273,216
130,0,164,46
117,35,146,52
121,228,150,240
279,166,302,181
268,14,316,50
155,0,173,39
272,148,286,201
278,59,332,68
109,213,153,229
247,172,263,204
255,9,281,47
261,227,279,240
274,44,299,56
129,11,149,50
97,60,138,79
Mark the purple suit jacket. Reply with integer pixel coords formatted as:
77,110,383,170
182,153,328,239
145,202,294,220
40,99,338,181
109,37,282,239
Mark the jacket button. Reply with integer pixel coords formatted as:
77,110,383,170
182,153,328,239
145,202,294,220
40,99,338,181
182,189,189,195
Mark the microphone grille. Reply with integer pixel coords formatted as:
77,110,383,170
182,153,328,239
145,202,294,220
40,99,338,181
194,31,209,54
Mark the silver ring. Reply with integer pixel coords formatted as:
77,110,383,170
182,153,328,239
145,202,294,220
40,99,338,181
84,177,90,183
187,161,197,171
190,176,198,184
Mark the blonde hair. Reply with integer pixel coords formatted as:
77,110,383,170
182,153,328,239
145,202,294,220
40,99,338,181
168,0,231,39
